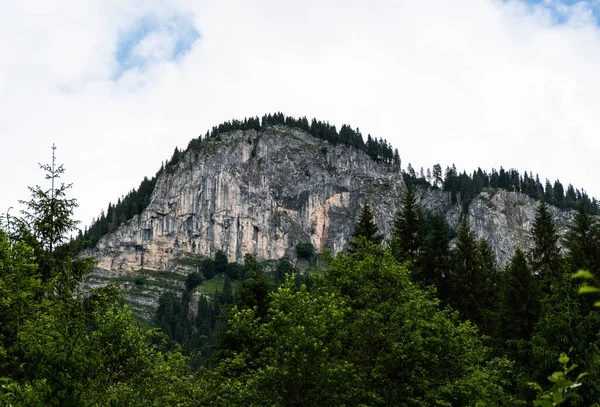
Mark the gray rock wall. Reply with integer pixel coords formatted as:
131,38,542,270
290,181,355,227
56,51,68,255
92,126,405,272
90,125,574,274
426,189,573,265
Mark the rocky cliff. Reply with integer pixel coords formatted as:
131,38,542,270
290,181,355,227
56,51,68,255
91,125,405,273
89,125,573,276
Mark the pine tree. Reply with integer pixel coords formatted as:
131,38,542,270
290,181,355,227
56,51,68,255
544,179,554,205
566,184,577,209
565,202,600,274
19,144,79,254
418,212,450,295
500,248,538,344
18,145,83,288
498,167,509,189
510,169,521,192
238,255,271,319
393,149,401,169
407,163,416,179
530,200,561,288
275,257,294,285
553,180,565,209
348,203,383,253
476,239,500,333
447,220,494,328
522,172,531,195
215,250,229,274
490,168,499,188
432,164,443,188
534,175,544,200
221,275,234,304
390,187,423,264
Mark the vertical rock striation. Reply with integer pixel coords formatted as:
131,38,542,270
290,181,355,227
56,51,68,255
92,126,405,272
90,125,574,275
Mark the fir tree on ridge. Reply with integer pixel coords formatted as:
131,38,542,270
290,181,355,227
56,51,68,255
347,203,383,254
390,186,424,265
530,199,561,288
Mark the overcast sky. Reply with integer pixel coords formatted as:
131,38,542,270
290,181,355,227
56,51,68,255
2,0,600,229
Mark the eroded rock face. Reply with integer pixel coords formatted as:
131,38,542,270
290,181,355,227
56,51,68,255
90,126,573,274
92,126,406,272
462,190,572,265
413,188,572,266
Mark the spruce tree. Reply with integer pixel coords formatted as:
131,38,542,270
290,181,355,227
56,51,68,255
447,220,495,328
238,254,271,319
390,187,424,264
215,250,229,274
565,184,577,209
500,248,538,344
418,212,450,296
221,275,234,304
19,144,79,254
530,200,561,288
544,180,554,205
348,203,383,253
18,145,88,293
565,201,600,274
432,164,443,188
553,180,565,209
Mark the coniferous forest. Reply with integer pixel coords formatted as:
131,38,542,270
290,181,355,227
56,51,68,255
3,127,600,406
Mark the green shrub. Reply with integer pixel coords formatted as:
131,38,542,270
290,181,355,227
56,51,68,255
186,271,204,291
296,242,315,260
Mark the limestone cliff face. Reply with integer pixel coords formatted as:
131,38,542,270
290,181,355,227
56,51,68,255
90,125,573,275
92,126,405,272
420,189,574,265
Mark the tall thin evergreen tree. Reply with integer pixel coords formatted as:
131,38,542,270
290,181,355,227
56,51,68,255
447,220,495,329
348,203,383,254
500,248,538,344
565,201,600,274
390,187,424,264
418,212,450,296
530,200,561,288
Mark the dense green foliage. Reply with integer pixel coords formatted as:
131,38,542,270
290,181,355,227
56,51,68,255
154,254,247,366
198,243,523,406
7,145,600,406
1,152,196,406
175,195,600,405
295,241,315,260
381,191,600,406
390,186,424,264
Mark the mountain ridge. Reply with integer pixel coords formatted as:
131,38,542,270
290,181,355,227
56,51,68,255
85,122,578,273
79,121,584,319
88,124,404,270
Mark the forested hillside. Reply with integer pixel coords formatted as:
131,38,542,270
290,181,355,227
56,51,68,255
77,114,598,251
3,139,600,405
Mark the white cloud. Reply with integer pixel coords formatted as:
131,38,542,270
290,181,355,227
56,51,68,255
1,0,600,229
131,31,175,62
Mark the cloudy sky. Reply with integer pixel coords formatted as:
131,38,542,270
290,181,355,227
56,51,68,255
1,0,600,229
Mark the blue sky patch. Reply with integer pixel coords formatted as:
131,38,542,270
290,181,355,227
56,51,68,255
114,13,200,79
516,0,600,25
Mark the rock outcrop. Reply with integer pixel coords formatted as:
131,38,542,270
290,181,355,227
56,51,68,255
89,125,574,275
465,189,573,263
91,125,406,272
